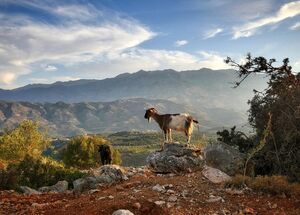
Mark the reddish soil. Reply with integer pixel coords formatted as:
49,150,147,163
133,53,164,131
1,171,299,215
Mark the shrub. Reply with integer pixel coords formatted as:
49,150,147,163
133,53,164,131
62,135,121,169
0,120,49,163
225,175,300,196
1,155,86,190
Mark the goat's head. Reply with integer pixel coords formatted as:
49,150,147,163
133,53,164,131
144,107,157,123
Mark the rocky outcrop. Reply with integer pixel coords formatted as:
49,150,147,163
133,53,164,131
73,165,127,193
20,186,41,195
204,142,245,176
73,177,98,194
147,143,204,173
202,165,231,184
93,165,127,183
38,180,68,193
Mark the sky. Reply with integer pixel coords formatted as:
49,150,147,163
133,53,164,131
0,0,300,89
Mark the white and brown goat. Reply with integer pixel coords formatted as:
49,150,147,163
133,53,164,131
144,108,199,147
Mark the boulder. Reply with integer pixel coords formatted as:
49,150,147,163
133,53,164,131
202,165,231,184
204,142,245,176
73,177,97,193
112,209,134,215
20,186,41,195
93,165,126,184
147,143,204,173
51,180,68,192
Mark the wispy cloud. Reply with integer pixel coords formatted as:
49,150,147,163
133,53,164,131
290,22,300,30
69,48,231,79
174,40,188,47
44,65,57,72
0,1,155,87
203,28,223,39
233,1,300,39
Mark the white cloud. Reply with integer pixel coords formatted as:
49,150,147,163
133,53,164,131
294,60,300,73
233,1,300,39
203,28,223,39
44,65,57,72
174,40,188,47
0,3,155,87
290,22,300,30
69,48,231,79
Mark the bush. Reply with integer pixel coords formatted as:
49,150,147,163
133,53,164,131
0,155,86,190
225,175,300,196
217,126,256,153
0,120,49,163
62,135,121,169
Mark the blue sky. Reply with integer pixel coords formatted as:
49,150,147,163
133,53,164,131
0,0,300,89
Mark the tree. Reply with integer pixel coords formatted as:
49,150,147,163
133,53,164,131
225,54,300,181
0,120,49,163
62,135,121,168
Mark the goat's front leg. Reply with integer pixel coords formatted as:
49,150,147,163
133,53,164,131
187,135,191,147
168,129,172,143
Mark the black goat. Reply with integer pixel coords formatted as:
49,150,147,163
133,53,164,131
98,144,112,165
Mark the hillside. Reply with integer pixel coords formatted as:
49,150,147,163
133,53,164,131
1,98,239,137
1,170,299,215
0,69,266,112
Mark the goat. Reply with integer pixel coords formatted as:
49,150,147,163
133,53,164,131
98,144,112,165
144,107,199,147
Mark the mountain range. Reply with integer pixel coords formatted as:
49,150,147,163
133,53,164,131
0,68,267,136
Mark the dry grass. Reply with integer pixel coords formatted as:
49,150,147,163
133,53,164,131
225,175,300,196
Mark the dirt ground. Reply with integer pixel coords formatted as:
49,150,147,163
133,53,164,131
1,171,299,215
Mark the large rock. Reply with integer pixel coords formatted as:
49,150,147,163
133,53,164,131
147,143,204,173
204,142,245,176
38,180,68,193
112,209,134,215
202,165,231,184
20,186,41,195
73,177,97,193
93,165,127,184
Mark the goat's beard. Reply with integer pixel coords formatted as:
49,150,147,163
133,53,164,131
148,117,151,123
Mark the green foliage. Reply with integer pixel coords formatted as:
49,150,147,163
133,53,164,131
0,155,85,190
217,126,256,153
0,120,49,163
62,135,121,169
225,175,300,196
226,54,300,181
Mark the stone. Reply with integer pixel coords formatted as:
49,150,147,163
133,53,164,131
93,165,126,184
112,209,134,215
166,202,175,208
203,142,246,176
73,177,97,193
168,195,177,202
133,202,141,210
154,200,166,206
225,188,244,195
51,180,68,193
152,184,165,192
38,186,52,193
147,143,204,173
202,166,231,184
206,195,224,203
166,189,175,195
20,186,41,195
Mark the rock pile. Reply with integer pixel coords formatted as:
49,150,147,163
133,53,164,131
147,143,204,173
